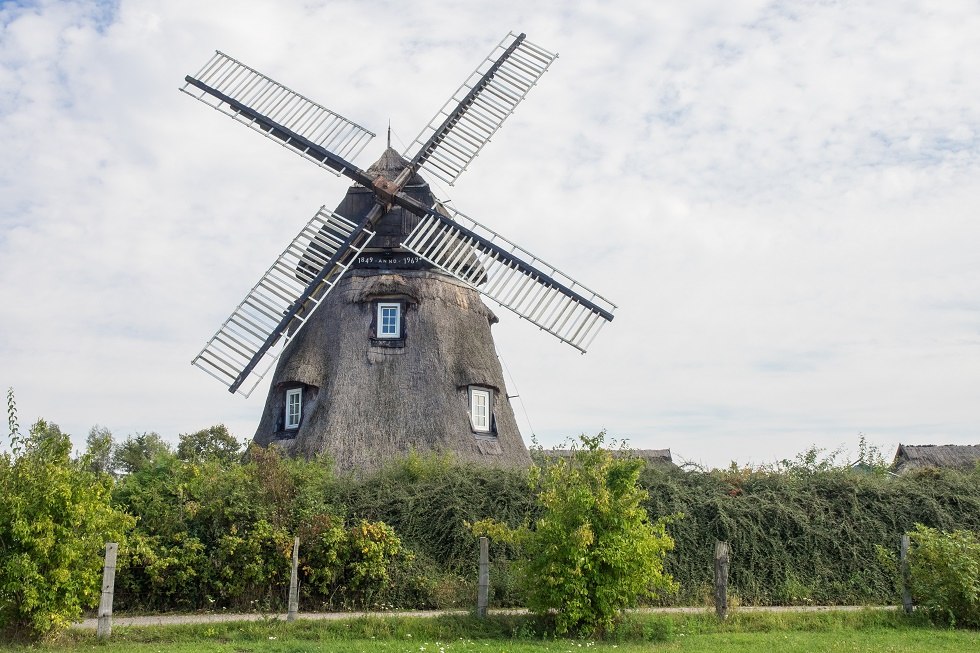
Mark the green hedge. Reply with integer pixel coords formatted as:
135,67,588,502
108,446,980,612
327,457,980,607
640,465,980,605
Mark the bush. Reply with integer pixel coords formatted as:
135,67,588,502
331,452,535,570
112,441,408,612
113,444,313,611
474,433,677,635
298,515,403,609
908,524,980,627
0,413,133,639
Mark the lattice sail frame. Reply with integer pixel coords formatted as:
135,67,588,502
402,205,616,352
192,208,375,396
180,51,375,173
404,33,557,186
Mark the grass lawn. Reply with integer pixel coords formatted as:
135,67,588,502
2,611,977,652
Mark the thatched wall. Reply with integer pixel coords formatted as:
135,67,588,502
254,269,530,472
893,443,980,474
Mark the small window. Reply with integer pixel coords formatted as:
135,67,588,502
285,388,302,429
469,387,492,433
377,302,401,339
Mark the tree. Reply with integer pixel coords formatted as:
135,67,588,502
176,424,242,463
473,432,678,635
0,414,133,639
113,431,172,474
83,425,115,475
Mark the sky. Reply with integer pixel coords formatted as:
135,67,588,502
1,0,978,469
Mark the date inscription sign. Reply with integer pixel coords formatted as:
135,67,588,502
352,252,431,271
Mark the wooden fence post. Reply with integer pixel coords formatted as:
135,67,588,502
477,536,489,618
96,542,118,640
900,533,913,614
287,537,300,621
714,541,729,621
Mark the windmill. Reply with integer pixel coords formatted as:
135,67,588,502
181,33,616,471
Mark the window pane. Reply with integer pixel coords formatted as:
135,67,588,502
470,388,490,431
378,303,400,338
286,389,302,428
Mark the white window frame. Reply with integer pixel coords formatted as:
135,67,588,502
469,386,493,433
285,388,302,430
376,302,401,339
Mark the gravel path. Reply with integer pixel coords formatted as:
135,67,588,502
72,605,891,629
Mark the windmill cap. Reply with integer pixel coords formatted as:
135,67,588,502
364,147,427,186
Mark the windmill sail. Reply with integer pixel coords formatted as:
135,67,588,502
193,208,375,396
401,205,616,352
404,32,557,186
181,52,375,175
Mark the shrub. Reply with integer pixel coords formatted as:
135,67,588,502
298,515,403,609
112,440,408,612
474,432,678,635
907,524,980,627
332,452,535,570
112,444,302,611
0,413,133,639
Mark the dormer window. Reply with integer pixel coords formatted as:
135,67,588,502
469,386,493,434
285,388,302,429
369,299,407,348
377,302,401,339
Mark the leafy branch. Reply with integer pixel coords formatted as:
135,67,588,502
7,386,21,456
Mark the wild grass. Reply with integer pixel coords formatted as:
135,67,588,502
4,609,978,652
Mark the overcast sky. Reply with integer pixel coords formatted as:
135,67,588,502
2,0,978,469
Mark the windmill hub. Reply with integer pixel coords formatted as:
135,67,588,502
370,174,398,204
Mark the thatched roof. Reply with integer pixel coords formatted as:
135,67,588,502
536,448,674,467
254,269,530,472
365,147,426,186
893,443,980,474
